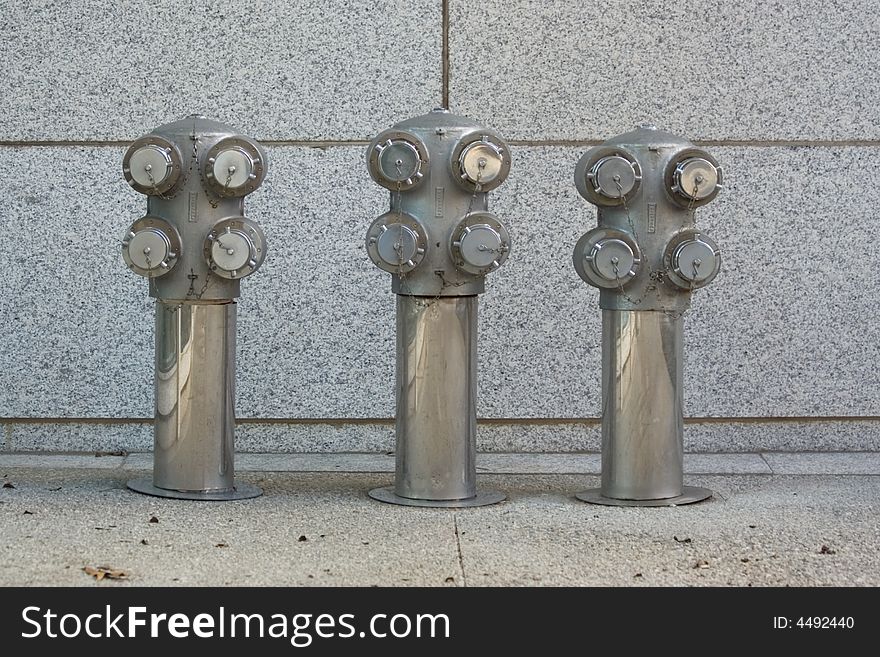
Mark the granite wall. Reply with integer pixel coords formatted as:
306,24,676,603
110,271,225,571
1,1,877,453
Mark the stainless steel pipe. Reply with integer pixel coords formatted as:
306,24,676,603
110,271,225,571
393,296,479,502
151,301,242,497
598,310,683,501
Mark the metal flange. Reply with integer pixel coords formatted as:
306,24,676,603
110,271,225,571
368,486,506,508
451,132,511,192
664,228,721,289
367,130,430,191
123,135,183,196
449,211,510,275
573,227,642,289
576,486,713,507
204,217,266,279
203,136,266,197
575,145,642,207
121,216,181,278
665,148,723,207
366,211,428,274
127,478,262,501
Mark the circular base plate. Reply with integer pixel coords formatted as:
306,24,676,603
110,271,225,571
575,486,713,507
368,486,505,508
127,478,262,501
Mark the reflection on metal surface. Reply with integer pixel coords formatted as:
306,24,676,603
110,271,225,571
153,301,236,494
394,296,477,501
601,310,683,500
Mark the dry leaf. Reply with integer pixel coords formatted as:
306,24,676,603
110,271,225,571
2,482,14,489
148,515,159,524
693,560,710,569
819,545,836,555
673,536,692,544
83,566,129,581
298,535,307,542
215,543,228,548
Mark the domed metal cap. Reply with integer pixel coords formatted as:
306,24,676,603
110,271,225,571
367,130,429,191
366,211,428,274
450,212,510,275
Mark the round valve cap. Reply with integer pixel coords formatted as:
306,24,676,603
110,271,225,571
210,148,255,191
673,157,720,200
458,225,503,268
452,134,510,192
376,223,421,267
459,139,506,187
123,136,182,195
365,211,428,274
368,132,429,191
127,230,170,270
573,227,641,289
450,212,510,275
589,238,638,282
211,230,254,272
204,217,266,279
589,155,640,198
664,230,721,289
377,140,422,184
121,216,180,278
128,146,173,189
204,137,266,197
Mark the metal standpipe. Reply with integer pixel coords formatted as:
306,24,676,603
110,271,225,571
365,108,512,508
121,115,268,501
571,124,724,506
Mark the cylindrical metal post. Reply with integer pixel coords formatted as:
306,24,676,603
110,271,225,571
371,295,504,506
597,310,684,500
394,295,478,501
129,301,260,500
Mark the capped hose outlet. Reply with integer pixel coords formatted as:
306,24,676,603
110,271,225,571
452,133,511,192
366,211,428,274
450,212,510,275
666,150,723,207
368,131,429,191
123,136,183,196
122,216,181,278
203,137,267,198
664,229,721,289
204,217,266,280
573,228,641,289
575,147,642,207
